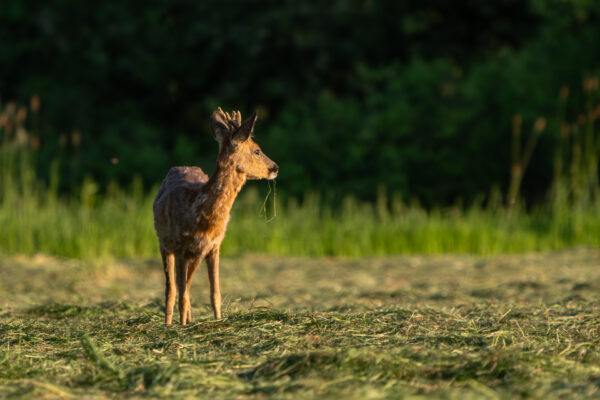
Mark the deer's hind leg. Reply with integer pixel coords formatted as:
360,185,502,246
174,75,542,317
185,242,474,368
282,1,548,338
175,253,190,326
161,250,176,326
184,257,202,324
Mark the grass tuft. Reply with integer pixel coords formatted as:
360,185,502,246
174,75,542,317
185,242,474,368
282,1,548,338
80,333,122,377
241,351,340,381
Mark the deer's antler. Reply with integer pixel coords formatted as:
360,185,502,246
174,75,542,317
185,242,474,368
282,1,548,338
217,107,242,130
227,110,242,129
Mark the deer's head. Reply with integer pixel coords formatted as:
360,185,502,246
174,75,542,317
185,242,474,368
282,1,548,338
210,108,278,180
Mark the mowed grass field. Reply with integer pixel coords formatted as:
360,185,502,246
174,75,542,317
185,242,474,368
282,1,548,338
1,249,599,399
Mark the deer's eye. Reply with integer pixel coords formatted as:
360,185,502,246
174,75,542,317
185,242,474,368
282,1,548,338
254,149,260,155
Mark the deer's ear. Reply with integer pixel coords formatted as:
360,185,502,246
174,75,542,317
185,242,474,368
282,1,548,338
210,107,231,143
231,111,257,143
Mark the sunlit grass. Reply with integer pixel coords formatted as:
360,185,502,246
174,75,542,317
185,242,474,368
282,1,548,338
1,175,600,259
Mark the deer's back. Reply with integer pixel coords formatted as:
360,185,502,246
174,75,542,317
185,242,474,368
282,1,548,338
153,167,209,252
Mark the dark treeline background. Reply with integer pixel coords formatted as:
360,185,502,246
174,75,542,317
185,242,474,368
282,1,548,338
1,0,599,205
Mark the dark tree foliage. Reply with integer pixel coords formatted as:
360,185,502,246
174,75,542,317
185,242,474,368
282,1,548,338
1,0,599,204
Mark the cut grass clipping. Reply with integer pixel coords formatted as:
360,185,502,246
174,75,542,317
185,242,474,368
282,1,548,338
259,180,277,222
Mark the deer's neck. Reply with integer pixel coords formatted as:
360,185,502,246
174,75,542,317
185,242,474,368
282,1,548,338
195,161,246,233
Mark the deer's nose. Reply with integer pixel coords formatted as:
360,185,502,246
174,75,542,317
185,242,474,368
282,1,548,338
270,164,279,174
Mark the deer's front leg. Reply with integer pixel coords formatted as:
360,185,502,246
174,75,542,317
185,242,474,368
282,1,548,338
206,248,222,319
184,258,202,324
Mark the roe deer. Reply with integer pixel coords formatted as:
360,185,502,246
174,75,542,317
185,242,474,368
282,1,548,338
153,108,278,325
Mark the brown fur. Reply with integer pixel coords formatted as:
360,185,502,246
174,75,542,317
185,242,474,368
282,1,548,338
153,108,278,325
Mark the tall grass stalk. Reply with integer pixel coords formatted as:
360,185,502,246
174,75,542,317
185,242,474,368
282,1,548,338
550,78,600,210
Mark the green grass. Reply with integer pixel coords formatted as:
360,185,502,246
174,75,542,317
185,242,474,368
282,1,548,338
1,250,600,398
2,176,600,259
